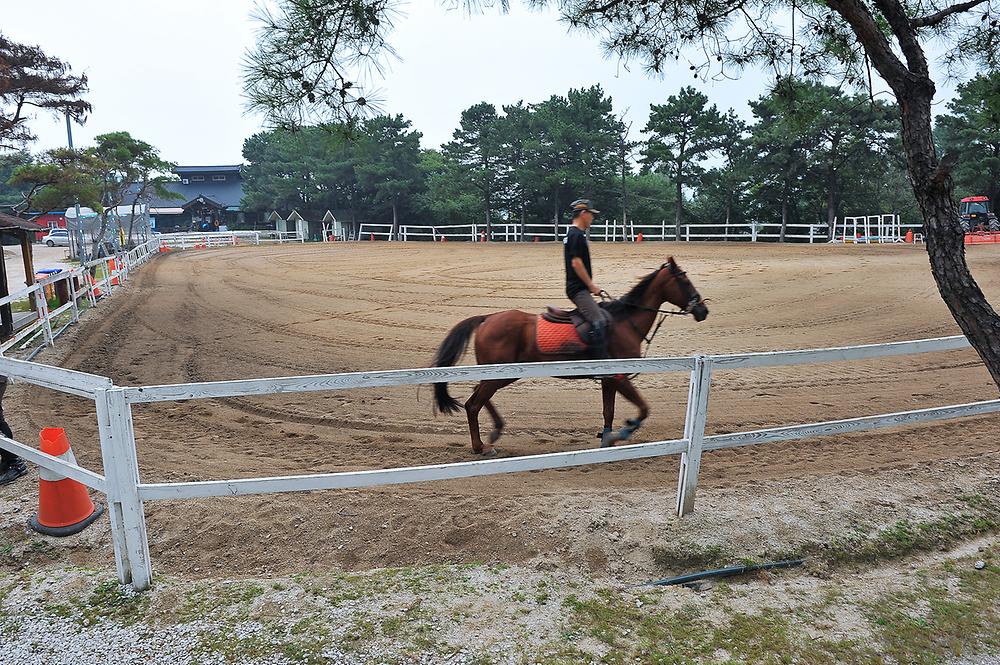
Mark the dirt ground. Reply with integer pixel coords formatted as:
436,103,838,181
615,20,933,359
4,241,1000,581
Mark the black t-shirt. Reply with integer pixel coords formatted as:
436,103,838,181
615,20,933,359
564,225,592,297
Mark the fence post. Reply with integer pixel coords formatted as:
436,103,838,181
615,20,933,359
676,356,713,517
67,273,79,323
33,286,54,347
96,388,152,590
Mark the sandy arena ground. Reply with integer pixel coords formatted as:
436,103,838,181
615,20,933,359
4,241,1000,581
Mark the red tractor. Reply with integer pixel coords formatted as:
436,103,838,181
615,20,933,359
959,196,999,233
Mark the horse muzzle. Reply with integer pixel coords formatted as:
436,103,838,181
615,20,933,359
691,302,709,322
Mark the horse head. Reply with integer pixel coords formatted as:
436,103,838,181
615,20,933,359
657,258,708,322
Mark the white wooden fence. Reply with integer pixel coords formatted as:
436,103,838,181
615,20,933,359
0,239,160,356
0,330,996,592
156,230,304,249
355,220,842,243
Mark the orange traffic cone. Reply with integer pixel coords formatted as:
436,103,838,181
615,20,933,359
905,230,913,243
109,259,120,286
29,428,104,537
636,232,644,242
370,233,375,241
88,274,103,299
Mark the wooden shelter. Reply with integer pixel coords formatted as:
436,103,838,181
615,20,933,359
0,212,48,339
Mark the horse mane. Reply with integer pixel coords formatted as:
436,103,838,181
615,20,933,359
600,267,663,319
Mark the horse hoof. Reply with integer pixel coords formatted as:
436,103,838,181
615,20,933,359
600,431,619,448
481,448,498,458
489,429,503,445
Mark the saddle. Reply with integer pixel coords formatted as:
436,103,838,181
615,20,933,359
536,306,592,355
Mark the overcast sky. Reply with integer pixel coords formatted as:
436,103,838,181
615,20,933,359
5,1,964,166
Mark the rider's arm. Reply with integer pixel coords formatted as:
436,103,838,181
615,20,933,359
571,257,601,295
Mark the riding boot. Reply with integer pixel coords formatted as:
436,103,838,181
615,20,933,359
588,321,610,360
0,457,27,485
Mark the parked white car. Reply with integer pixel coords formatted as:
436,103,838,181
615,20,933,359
42,229,70,247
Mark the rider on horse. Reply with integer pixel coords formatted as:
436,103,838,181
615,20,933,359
564,199,611,359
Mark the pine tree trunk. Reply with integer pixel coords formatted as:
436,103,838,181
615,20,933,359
485,191,492,242
674,177,683,240
520,199,526,242
826,171,839,237
553,193,559,239
900,93,1000,389
391,200,398,241
779,196,789,243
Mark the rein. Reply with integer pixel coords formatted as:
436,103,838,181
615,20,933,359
603,268,697,354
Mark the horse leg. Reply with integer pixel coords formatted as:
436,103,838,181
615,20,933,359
603,377,650,447
599,378,616,446
484,400,505,445
465,379,514,456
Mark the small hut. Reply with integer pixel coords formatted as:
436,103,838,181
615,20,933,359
0,212,48,339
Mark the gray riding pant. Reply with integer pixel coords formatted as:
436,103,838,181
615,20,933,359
571,291,611,326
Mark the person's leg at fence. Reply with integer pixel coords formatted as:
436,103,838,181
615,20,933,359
0,376,27,485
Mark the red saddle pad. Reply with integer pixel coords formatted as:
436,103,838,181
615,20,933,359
536,316,587,355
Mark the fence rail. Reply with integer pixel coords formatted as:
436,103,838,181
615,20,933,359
353,217,919,243
0,315,993,592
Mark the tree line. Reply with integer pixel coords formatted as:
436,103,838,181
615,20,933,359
240,74,999,240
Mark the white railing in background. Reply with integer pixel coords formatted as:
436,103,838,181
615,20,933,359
0,238,160,356
0,330,994,593
354,220,865,243
156,230,304,248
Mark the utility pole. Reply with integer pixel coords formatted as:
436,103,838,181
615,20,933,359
65,112,85,262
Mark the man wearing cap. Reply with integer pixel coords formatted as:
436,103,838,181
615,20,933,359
0,376,26,485
564,199,611,359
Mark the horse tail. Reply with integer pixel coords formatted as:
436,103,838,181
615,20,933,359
432,315,487,415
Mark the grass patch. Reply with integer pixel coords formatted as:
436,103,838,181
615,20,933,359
79,579,149,626
560,545,1000,664
179,581,264,621
654,495,1000,576
868,558,1000,664
194,618,331,665
821,496,1000,565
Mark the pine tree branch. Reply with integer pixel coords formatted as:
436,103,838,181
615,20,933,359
910,0,989,28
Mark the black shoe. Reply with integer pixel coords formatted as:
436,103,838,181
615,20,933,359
0,459,27,485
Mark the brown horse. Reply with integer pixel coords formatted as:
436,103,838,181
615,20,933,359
432,257,708,455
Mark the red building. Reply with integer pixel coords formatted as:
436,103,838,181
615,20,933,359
32,211,67,241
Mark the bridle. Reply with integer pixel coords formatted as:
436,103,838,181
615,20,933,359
603,263,705,356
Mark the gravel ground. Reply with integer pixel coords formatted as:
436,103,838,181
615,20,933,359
2,536,998,665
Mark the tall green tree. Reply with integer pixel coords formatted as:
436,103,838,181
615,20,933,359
641,87,726,238
748,80,827,241
444,103,501,238
937,73,1000,205
416,149,479,226
86,132,176,251
696,111,751,234
530,86,623,233
354,114,423,239
242,126,360,220
494,101,536,239
810,87,898,233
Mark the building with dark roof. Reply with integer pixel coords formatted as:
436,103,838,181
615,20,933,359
129,165,259,233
